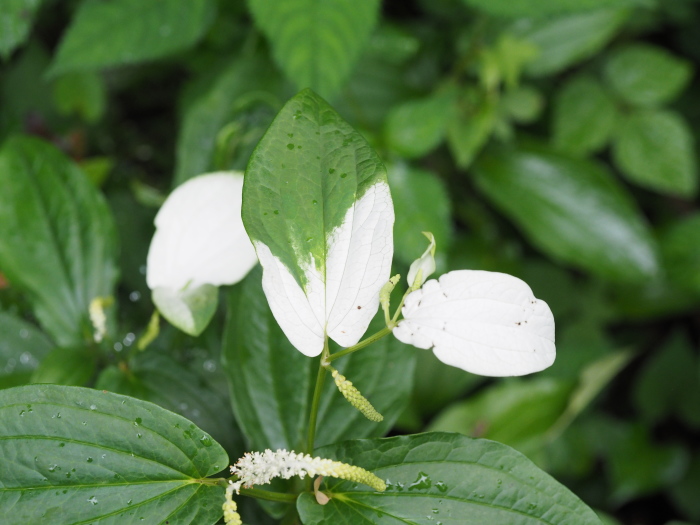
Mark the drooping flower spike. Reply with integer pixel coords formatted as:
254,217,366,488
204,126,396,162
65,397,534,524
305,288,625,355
229,448,386,494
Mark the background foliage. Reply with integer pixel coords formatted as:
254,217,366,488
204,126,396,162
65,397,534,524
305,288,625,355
1,0,699,523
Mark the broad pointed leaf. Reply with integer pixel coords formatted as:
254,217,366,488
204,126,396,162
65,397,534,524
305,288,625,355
297,432,602,524
242,89,394,357
0,0,43,59
0,384,228,525
0,136,118,346
0,312,52,389
49,0,216,75
248,0,380,99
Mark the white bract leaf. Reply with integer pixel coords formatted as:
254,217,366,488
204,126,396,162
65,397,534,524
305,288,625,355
253,182,394,356
146,172,258,291
393,270,555,376
407,231,436,290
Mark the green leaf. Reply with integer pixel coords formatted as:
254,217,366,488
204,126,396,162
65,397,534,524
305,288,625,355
49,0,216,75
30,346,96,386
384,90,456,158
552,75,618,156
633,331,700,429
460,0,643,17
474,146,659,283
95,351,241,453
612,110,697,197
428,379,572,451
0,136,118,346
0,384,228,525
387,163,452,266
248,0,380,100
242,88,394,357
603,44,693,107
222,267,415,451
297,432,602,524
671,454,700,523
0,0,43,59
447,89,497,168
512,8,629,77
502,85,543,124
0,312,52,389
52,71,106,123
152,283,218,337
661,213,700,294
175,56,282,186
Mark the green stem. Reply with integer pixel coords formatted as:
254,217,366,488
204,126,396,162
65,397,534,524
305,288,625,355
240,487,297,503
327,327,392,362
306,338,329,454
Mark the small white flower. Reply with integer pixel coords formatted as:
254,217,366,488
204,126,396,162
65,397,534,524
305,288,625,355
230,449,385,493
146,172,257,292
393,270,555,376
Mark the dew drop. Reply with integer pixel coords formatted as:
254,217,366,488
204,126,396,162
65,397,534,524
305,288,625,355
408,472,432,491
58,443,65,448
89,404,97,410
87,496,98,505
273,210,279,215
287,144,294,150
340,173,348,178
200,436,212,447
435,481,448,493
86,457,93,463
329,168,336,174
312,200,317,204
134,418,142,426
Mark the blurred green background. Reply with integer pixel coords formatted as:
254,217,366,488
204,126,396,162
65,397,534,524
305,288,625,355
1,0,700,523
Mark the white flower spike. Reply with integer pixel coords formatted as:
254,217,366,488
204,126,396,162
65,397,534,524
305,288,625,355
393,270,555,376
146,172,258,336
147,172,257,291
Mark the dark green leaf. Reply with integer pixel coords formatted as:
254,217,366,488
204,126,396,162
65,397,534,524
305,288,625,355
175,56,282,186
297,432,602,524
0,0,43,59
96,351,241,453
0,384,228,525
612,110,697,197
248,0,380,100
604,44,693,107
0,312,52,389
0,136,118,345
670,454,700,523
512,9,629,76
447,89,497,168
460,0,643,18
428,378,572,450
30,346,95,386
502,85,543,123
49,0,216,75
387,163,452,266
552,75,618,156
222,267,416,451
474,146,659,283
52,71,106,123
661,213,700,294
384,90,456,158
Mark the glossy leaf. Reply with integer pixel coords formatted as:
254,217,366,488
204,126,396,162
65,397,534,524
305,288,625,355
222,267,416,451
513,8,629,76
248,0,379,99
0,312,52,389
447,90,497,168
0,384,228,525
387,163,451,266
243,89,394,357
552,75,618,156
474,146,659,283
384,90,456,158
52,71,106,123
612,110,697,197
95,351,240,453
297,432,602,524
0,136,118,346
49,0,216,74
0,0,43,59
604,44,693,107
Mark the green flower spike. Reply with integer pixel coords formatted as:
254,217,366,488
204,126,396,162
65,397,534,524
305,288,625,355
331,368,384,422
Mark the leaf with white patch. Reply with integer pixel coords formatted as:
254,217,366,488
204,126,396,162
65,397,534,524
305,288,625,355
243,89,394,357
147,172,257,335
393,270,555,377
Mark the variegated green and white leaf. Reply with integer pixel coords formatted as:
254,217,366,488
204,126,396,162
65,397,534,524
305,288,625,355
243,89,394,356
